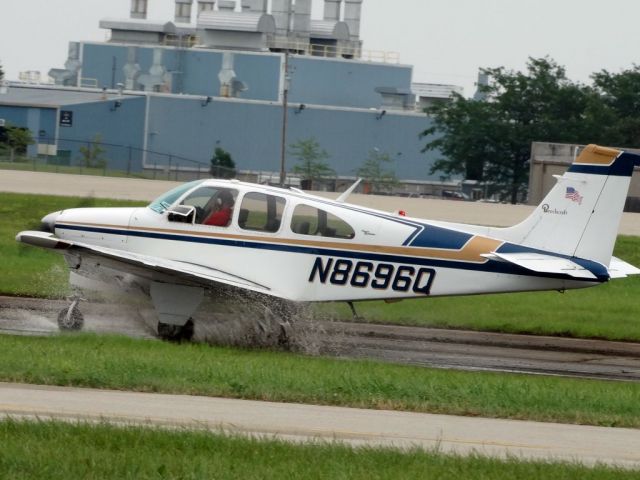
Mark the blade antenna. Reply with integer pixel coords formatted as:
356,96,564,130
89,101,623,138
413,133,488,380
336,178,362,203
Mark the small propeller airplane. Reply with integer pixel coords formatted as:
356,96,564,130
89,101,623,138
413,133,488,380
16,144,640,340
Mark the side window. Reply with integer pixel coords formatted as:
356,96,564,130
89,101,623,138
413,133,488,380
239,192,286,233
181,187,237,227
290,204,355,239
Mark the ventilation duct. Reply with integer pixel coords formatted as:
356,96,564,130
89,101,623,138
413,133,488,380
323,0,341,22
48,42,82,87
138,48,170,92
175,0,194,23
293,0,311,38
130,0,148,19
218,52,247,97
343,0,362,40
218,0,236,11
123,47,141,90
272,0,292,37
198,1,215,13
241,0,267,13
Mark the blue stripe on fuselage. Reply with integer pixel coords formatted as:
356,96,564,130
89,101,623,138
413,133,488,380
568,152,639,177
55,223,605,283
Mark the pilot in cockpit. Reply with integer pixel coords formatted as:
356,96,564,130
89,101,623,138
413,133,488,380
203,189,234,227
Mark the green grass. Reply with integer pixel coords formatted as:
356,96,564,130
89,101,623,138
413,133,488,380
0,192,145,297
2,191,640,341
0,420,634,479
1,334,640,428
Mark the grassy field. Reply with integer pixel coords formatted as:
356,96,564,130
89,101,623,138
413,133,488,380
0,420,634,480
1,334,639,428
2,192,639,340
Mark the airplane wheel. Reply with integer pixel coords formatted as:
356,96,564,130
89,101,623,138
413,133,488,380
157,319,194,342
57,300,84,331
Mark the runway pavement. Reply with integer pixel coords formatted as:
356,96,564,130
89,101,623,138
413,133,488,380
2,296,640,382
2,170,640,234
1,382,639,468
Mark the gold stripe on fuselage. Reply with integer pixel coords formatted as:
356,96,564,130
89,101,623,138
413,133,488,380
58,221,504,264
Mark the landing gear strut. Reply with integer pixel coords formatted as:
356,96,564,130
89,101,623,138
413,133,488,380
157,318,195,342
57,299,84,331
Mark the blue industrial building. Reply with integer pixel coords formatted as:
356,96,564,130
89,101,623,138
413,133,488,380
0,0,463,192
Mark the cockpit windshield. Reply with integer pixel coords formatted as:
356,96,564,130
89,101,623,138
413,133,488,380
148,180,205,214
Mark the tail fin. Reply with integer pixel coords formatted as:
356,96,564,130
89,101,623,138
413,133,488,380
495,144,639,266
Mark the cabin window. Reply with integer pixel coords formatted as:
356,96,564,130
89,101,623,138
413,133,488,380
180,186,238,226
239,192,286,233
290,204,355,239
148,179,205,214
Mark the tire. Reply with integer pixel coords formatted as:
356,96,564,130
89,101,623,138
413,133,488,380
57,303,84,331
157,318,194,342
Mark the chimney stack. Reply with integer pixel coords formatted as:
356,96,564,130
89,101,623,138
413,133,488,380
130,0,148,19
323,0,341,22
343,0,363,40
175,0,194,23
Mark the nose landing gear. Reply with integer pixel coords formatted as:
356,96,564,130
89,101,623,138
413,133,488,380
57,298,85,331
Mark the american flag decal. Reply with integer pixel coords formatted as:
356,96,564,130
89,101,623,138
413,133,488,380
565,187,583,204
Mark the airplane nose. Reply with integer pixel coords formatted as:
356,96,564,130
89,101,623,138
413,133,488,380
40,211,61,233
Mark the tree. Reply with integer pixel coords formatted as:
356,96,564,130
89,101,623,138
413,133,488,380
5,126,34,162
210,147,236,178
0,61,4,81
79,134,107,169
591,66,640,147
288,138,335,189
423,57,610,203
356,149,398,193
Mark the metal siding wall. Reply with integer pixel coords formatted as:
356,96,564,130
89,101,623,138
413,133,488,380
56,97,146,171
288,57,413,109
147,96,439,180
38,109,57,144
0,106,29,127
0,106,57,155
80,43,410,108
81,44,133,89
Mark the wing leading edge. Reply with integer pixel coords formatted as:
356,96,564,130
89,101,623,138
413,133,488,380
16,231,277,297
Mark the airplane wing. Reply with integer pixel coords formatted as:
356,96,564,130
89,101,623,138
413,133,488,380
15,231,277,297
608,256,640,279
483,252,598,280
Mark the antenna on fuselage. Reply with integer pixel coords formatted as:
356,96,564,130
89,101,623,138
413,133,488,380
336,178,362,203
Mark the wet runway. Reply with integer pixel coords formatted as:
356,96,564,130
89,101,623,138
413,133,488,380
2,296,640,382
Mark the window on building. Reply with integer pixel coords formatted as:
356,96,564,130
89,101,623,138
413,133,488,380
239,192,286,233
290,204,355,239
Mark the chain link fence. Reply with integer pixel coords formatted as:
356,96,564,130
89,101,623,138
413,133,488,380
0,137,236,181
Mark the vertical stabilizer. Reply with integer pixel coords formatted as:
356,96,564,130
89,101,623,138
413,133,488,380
494,145,639,266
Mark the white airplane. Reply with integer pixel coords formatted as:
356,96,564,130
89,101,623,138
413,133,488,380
16,144,640,340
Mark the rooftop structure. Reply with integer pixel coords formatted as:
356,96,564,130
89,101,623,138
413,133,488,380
2,0,466,194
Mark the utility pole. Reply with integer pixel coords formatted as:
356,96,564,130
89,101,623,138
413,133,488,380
279,1,292,187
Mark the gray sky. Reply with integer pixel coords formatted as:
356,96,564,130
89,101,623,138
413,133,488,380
1,0,640,96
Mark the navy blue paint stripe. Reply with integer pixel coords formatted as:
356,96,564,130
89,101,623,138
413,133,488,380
568,152,639,177
55,223,604,283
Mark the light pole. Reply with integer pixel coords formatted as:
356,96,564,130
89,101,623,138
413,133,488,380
279,1,293,187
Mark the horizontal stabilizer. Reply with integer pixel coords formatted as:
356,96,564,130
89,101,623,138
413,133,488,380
608,256,640,279
484,252,598,279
